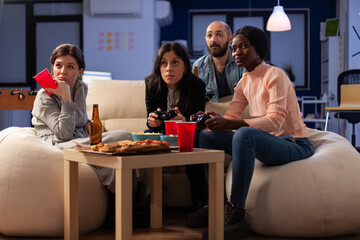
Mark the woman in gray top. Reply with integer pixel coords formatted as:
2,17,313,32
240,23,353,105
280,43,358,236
32,44,148,227
31,44,136,193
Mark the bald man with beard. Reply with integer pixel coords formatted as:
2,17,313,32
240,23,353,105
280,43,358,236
193,21,246,102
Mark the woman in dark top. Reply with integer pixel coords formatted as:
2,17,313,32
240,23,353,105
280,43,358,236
145,41,208,210
145,42,206,133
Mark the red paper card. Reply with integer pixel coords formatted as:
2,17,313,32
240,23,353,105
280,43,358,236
33,68,57,95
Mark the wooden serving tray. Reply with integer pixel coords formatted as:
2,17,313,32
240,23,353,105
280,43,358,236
72,141,176,156
77,148,174,156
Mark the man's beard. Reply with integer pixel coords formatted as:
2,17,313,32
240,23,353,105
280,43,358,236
207,42,228,58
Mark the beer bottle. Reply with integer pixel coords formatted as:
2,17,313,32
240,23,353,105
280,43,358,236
90,104,102,145
194,66,198,77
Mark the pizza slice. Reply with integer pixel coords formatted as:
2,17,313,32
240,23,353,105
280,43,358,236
93,139,170,154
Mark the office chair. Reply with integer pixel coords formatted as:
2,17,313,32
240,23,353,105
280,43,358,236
325,70,360,147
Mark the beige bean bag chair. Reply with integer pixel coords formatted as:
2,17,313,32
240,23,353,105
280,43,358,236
226,128,360,238
0,127,108,236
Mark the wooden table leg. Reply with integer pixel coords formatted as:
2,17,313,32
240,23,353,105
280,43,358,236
150,167,162,229
208,161,224,240
64,160,79,240
115,169,132,240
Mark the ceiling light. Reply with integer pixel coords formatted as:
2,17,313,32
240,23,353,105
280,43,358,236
266,0,291,32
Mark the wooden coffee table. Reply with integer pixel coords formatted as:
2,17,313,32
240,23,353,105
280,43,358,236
64,148,225,240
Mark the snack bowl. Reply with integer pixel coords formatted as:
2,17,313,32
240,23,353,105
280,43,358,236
131,132,161,141
160,134,178,146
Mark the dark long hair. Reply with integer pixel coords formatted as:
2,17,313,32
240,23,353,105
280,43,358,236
146,41,195,112
50,43,85,70
234,26,269,60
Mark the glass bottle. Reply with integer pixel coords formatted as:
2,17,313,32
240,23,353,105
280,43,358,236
90,104,102,145
193,66,198,77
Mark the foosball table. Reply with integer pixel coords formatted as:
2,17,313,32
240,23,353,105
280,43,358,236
0,89,37,110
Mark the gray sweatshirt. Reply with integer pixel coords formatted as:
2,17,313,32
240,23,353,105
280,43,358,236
31,79,89,146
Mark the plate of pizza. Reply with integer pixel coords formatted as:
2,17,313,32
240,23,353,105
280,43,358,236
73,139,173,155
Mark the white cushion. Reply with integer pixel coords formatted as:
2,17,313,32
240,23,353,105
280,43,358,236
86,79,148,133
226,128,360,238
0,127,107,236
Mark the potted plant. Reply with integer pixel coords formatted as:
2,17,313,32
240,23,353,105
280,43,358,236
282,63,295,87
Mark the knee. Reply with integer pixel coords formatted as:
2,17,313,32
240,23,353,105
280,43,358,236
104,130,132,142
116,130,132,140
233,127,257,144
199,130,214,147
199,129,211,140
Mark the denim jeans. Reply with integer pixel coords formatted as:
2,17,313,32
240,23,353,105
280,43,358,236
199,127,314,208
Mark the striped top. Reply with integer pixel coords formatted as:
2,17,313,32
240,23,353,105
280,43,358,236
224,62,307,138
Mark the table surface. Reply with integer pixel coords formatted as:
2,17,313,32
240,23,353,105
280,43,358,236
64,148,224,169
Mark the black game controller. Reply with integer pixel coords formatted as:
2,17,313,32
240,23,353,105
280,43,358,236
153,110,178,120
190,113,211,125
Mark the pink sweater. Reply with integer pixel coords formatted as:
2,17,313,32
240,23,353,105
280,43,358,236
224,62,307,138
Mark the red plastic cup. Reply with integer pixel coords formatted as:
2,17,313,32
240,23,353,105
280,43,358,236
33,68,57,95
176,122,196,152
164,120,182,135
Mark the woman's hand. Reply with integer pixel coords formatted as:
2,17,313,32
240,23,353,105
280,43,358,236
46,78,71,101
83,121,91,136
172,107,186,122
148,108,163,128
192,111,208,130
204,111,229,132
205,111,249,132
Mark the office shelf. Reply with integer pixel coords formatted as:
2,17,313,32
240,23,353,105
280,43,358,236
301,96,327,129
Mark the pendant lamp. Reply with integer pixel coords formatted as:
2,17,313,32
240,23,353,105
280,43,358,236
266,0,291,32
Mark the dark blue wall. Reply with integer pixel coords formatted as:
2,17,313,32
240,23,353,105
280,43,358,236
160,0,337,98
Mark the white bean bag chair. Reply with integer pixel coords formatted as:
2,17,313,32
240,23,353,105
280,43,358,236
0,127,108,237
226,128,360,238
